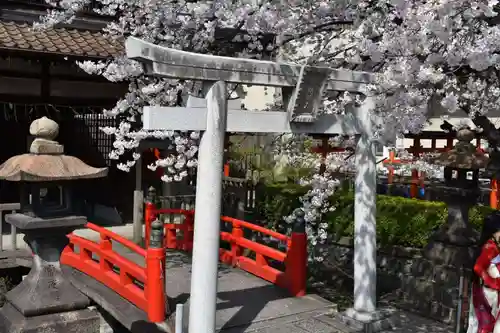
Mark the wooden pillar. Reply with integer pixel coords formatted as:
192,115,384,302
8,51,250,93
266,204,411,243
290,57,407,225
412,138,421,157
410,169,418,198
41,61,51,103
223,135,230,177
387,150,395,184
319,137,328,174
446,137,454,150
491,178,498,209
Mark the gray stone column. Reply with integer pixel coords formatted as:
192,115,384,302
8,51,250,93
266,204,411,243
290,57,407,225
0,214,101,333
424,190,478,268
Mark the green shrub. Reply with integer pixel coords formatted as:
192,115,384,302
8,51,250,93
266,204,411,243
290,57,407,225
256,184,494,248
255,182,308,231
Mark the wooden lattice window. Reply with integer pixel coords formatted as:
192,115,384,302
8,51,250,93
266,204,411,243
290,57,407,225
74,113,118,167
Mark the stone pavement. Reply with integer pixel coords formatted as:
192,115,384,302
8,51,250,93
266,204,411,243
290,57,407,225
111,240,454,333
5,223,455,333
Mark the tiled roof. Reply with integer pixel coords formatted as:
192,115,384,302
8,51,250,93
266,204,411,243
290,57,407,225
0,21,123,58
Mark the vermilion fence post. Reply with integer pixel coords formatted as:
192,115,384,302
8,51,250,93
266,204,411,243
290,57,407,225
146,217,166,323
231,220,243,265
144,201,155,248
491,178,498,209
410,169,418,198
183,213,194,251
166,225,177,249
99,233,113,272
286,209,307,297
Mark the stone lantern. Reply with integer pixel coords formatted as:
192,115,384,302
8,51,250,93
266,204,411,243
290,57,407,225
424,128,488,267
0,117,108,333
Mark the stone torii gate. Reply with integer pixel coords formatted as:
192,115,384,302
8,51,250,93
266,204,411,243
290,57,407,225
126,37,396,332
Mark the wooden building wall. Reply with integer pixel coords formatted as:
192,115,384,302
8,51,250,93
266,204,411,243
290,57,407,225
0,55,126,103
0,53,137,223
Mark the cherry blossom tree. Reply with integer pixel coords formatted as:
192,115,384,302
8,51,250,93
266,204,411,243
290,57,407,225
35,0,355,178
35,0,500,260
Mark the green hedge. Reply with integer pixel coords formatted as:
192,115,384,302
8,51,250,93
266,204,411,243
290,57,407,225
256,183,494,248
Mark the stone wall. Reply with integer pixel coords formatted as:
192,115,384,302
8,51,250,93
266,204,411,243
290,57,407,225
319,237,468,326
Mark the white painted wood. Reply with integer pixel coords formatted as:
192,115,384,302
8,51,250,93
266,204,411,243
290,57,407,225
143,106,362,135
188,81,227,333
187,95,242,109
125,37,374,92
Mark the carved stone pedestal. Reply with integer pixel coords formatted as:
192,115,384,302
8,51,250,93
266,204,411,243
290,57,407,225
0,303,101,333
424,190,478,268
0,214,100,333
339,307,400,332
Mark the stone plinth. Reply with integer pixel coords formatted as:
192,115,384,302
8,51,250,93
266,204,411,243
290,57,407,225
0,303,101,333
0,214,100,333
424,189,478,268
339,307,400,332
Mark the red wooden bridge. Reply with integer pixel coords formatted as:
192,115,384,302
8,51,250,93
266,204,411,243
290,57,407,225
59,203,336,332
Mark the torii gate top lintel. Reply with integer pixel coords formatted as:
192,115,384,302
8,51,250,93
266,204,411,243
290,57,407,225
126,37,373,89
125,37,384,332
125,36,377,128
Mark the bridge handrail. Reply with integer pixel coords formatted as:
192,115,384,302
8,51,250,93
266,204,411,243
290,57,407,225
63,234,148,312
221,216,289,243
144,204,195,249
144,203,306,296
220,231,286,262
154,208,194,215
219,216,306,296
62,223,166,323
86,222,146,257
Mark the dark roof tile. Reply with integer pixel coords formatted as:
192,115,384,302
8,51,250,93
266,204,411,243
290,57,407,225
0,21,123,58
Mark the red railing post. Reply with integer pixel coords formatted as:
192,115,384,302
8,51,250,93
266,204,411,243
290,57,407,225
231,220,243,265
165,225,177,249
144,201,155,248
183,212,194,251
492,178,499,209
286,209,307,297
146,217,166,323
410,169,418,198
99,233,113,272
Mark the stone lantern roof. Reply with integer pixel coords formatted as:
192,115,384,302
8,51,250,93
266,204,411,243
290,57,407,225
0,116,108,181
431,128,488,169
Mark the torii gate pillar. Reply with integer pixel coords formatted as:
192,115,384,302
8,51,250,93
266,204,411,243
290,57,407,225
126,37,400,333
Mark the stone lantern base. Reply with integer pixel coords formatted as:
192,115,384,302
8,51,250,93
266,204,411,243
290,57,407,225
0,303,101,333
0,214,101,333
424,190,479,268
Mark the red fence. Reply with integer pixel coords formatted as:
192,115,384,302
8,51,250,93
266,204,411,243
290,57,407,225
145,203,307,297
60,203,307,325
61,223,166,323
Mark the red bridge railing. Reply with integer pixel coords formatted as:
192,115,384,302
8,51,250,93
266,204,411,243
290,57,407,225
61,222,166,323
219,216,307,296
59,202,306,325
145,202,307,297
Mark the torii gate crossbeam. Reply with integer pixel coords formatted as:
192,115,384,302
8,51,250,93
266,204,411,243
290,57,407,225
126,36,396,333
